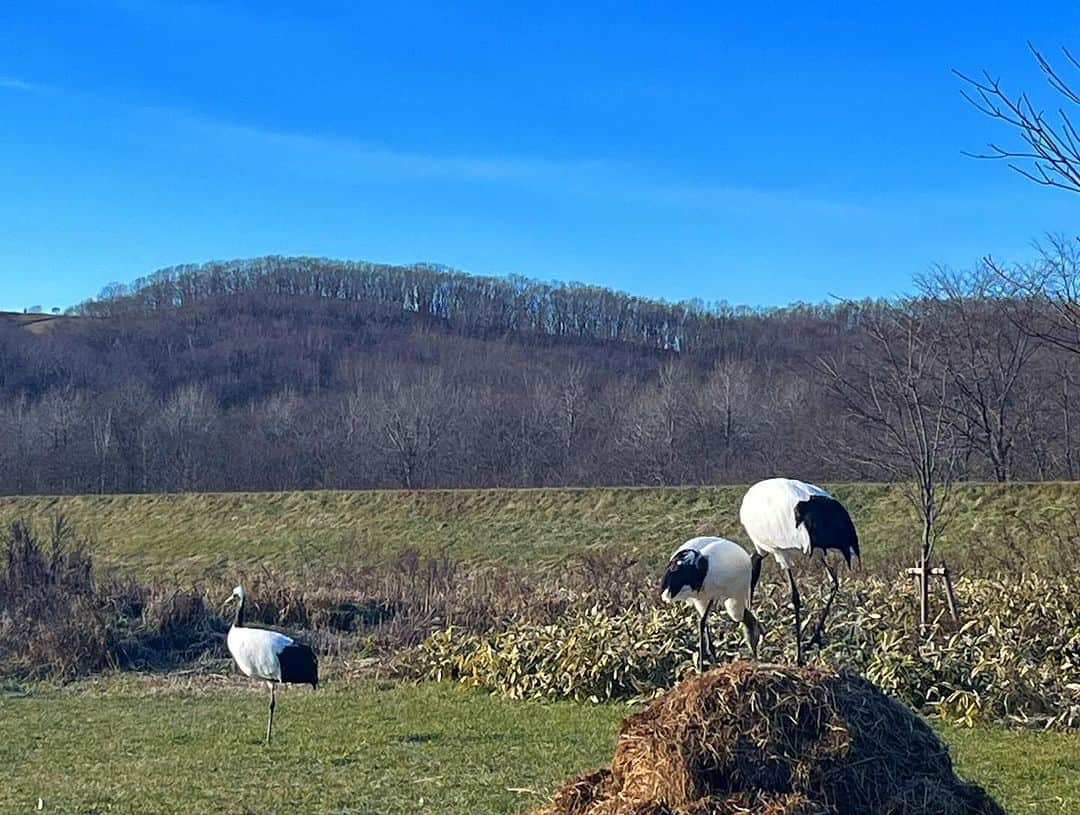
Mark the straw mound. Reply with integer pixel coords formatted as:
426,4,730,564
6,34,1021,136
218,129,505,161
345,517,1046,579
533,662,1006,815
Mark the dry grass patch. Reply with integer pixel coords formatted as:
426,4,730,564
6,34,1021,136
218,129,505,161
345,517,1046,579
535,663,1005,815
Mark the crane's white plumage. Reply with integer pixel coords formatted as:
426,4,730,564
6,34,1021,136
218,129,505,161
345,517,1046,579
224,584,318,743
740,477,831,567
738,477,860,665
660,536,762,668
226,625,293,682
663,537,752,622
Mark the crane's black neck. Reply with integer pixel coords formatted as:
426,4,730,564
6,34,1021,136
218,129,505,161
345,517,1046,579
233,594,246,628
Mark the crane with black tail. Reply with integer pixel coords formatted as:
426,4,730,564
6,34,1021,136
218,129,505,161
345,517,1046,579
224,585,318,744
739,478,860,665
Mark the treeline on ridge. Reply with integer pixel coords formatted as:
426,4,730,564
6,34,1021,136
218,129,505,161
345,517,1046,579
0,252,1077,495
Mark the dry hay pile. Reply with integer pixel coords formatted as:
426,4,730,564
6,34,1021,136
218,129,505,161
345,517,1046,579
533,662,1006,815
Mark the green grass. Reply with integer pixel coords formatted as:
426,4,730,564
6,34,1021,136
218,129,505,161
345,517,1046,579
943,726,1080,814
0,482,1077,578
0,679,626,815
0,679,1076,815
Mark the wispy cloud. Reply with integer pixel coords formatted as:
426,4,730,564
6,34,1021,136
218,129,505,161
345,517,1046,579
0,76,50,94
0,69,867,218
168,110,867,217
183,113,609,184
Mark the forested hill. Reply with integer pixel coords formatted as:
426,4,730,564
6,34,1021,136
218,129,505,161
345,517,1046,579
0,256,1072,495
74,256,869,355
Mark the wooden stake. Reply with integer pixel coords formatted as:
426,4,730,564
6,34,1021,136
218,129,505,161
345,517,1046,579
903,560,962,627
940,560,961,622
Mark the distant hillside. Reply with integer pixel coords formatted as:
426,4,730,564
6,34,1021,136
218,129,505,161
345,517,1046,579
0,311,69,334
0,256,1073,494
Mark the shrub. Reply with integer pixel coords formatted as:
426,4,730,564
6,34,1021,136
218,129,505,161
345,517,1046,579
413,572,1080,728
0,519,227,678
0,518,112,679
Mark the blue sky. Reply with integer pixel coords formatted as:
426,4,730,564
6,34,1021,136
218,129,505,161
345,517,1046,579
3,1,1080,311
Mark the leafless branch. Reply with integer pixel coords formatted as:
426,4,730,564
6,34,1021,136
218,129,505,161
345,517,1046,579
957,44,1080,193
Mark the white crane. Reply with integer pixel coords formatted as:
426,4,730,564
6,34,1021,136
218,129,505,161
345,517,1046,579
224,585,318,743
739,477,860,665
660,536,763,670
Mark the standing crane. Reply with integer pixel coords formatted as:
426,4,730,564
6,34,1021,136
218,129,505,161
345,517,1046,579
739,478,859,665
224,585,318,743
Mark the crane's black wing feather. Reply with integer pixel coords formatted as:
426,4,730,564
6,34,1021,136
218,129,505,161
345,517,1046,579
795,496,860,566
278,643,318,688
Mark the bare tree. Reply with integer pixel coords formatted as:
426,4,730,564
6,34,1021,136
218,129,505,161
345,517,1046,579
656,360,689,480
558,362,588,456
614,362,691,486
985,236,1080,359
957,44,1080,193
112,381,156,493
1055,357,1079,478
153,384,219,491
374,372,459,489
90,408,114,494
36,386,90,493
693,358,753,473
819,301,959,631
918,264,1041,481
753,371,813,479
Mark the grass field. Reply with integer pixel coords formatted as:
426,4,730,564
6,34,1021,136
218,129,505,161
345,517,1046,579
2,483,1079,813
1,678,1076,815
0,678,624,815
1,481,1077,578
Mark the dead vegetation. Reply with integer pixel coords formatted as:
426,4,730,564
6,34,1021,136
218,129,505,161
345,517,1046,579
0,517,646,681
0,517,116,679
533,663,1005,815
4,516,1079,734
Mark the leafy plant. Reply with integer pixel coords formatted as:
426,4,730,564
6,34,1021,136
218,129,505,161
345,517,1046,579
413,573,1080,729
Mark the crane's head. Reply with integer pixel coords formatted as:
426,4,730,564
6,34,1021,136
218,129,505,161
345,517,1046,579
660,548,707,602
225,585,246,605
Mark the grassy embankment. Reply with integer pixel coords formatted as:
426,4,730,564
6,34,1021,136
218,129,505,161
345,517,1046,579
0,481,1076,579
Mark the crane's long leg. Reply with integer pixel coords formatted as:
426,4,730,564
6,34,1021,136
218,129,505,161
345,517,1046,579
749,552,764,605
698,599,715,672
809,559,841,648
786,568,804,666
266,682,276,745
705,608,718,665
